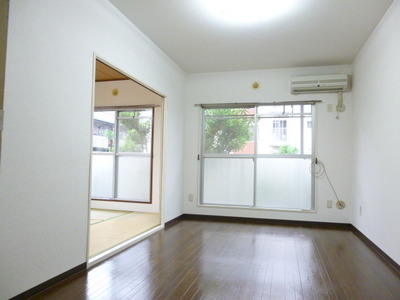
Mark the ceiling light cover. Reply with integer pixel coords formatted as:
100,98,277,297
201,0,296,23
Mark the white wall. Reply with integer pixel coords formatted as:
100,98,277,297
184,65,353,223
351,0,400,265
0,1,185,299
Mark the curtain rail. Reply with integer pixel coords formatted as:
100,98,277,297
95,105,159,111
195,100,322,108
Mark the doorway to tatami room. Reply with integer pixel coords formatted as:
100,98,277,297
88,59,164,262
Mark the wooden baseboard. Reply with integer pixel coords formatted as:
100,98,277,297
350,225,400,274
10,263,86,300
164,214,185,228
180,213,353,229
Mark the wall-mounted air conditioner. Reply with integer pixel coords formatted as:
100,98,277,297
291,74,350,94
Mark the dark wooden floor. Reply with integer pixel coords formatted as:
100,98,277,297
30,220,400,300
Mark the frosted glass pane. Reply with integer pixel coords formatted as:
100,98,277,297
91,154,113,198
117,155,151,202
256,158,312,210
303,117,312,154
203,158,254,206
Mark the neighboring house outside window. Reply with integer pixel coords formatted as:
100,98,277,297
272,120,287,141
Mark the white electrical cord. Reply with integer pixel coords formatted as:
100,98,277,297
336,92,345,120
310,158,345,209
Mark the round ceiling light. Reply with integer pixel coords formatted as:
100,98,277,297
201,0,296,23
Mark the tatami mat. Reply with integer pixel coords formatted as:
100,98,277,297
89,209,160,257
90,209,130,225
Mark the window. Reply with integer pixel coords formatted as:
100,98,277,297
91,108,153,202
200,103,315,210
272,120,287,141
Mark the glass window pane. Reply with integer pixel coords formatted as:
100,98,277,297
204,108,254,154
203,158,254,206
291,105,302,114
118,110,153,153
257,105,284,115
303,105,312,113
116,155,151,201
257,105,302,116
256,158,312,210
91,154,113,198
93,111,115,152
257,117,301,154
303,117,313,154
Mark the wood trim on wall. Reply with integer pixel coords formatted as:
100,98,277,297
0,0,9,158
164,214,185,228
180,213,353,229
351,225,400,274
0,0,8,109
10,263,86,300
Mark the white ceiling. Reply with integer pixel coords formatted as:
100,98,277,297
110,0,393,74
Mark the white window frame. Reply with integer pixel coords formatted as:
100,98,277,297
92,107,154,203
199,102,316,211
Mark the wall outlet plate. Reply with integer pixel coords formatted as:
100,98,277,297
336,200,346,209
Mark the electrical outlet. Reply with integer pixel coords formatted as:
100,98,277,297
327,104,333,112
327,200,333,208
359,206,362,216
188,194,194,202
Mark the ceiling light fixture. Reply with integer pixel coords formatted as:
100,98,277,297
201,0,296,23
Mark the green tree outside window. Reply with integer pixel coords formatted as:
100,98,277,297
204,109,254,154
119,111,152,153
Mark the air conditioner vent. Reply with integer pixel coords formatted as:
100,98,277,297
291,74,350,94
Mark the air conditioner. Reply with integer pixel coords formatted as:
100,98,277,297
291,74,350,94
